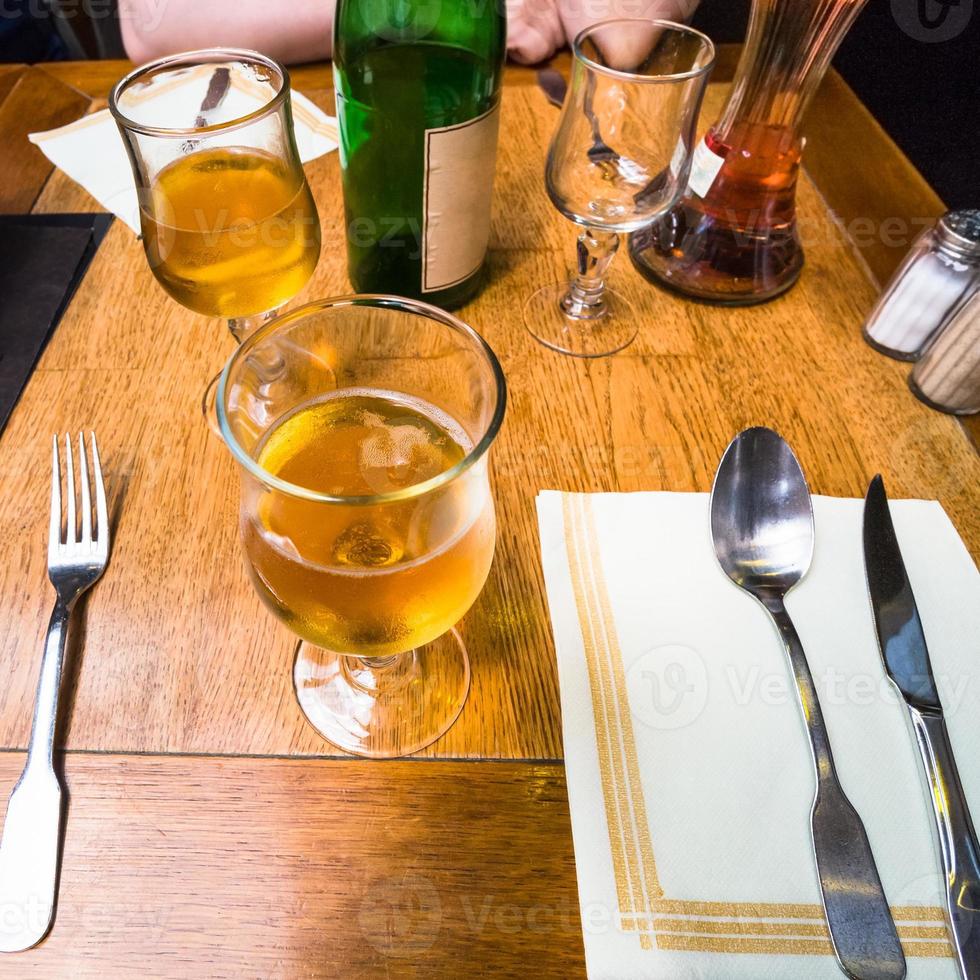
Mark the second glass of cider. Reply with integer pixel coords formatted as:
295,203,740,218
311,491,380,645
213,297,506,759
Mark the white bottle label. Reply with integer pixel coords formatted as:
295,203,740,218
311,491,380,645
687,136,724,198
668,137,687,178
422,103,500,293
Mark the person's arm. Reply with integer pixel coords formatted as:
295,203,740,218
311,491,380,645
119,0,333,65
120,0,701,70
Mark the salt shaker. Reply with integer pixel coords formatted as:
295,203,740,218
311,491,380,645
910,287,980,415
863,210,980,360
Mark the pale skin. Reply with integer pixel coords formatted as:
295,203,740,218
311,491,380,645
119,0,700,66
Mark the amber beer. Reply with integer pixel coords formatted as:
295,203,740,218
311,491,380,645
242,390,495,658
140,147,320,318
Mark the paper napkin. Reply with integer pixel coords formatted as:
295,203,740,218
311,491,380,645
537,490,980,979
28,81,337,235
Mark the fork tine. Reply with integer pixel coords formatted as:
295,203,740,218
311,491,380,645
48,435,61,556
78,432,92,545
90,432,108,552
64,433,76,547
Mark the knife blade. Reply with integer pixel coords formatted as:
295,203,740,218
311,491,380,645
536,68,567,109
194,66,231,129
863,475,942,709
863,475,980,980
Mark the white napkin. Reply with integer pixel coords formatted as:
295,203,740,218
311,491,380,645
536,490,980,980
28,85,337,235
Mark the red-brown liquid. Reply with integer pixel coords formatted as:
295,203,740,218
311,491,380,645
631,121,804,303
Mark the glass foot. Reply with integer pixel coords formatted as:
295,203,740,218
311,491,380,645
293,629,471,758
524,282,637,357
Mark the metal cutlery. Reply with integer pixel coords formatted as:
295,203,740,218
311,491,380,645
581,70,621,172
710,427,905,980
180,65,232,154
536,66,670,208
536,68,620,171
0,433,110,952
863,475,980,979
193,65,231,129
536,67,567,109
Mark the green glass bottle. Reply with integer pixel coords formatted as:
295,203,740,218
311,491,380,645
333,0,506,309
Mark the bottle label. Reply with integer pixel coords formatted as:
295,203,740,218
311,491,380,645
422,103,500,293
687,136,724,198
668,138,687,178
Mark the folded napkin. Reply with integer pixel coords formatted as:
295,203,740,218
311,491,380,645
28,79,337,235
537,490,980,979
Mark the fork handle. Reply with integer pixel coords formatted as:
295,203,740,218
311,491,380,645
24,598,74,778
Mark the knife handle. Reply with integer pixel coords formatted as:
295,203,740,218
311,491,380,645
909,708,980,979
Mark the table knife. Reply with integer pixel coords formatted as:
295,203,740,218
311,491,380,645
863,475,980,979
194,65,231,128
536,68,567,109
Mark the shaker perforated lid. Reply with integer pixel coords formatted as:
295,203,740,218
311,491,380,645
937,210,980,259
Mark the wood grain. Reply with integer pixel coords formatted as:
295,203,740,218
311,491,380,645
0,59,976,764
0,53,977,980
0,65,25,106
2,753,582,979
0,66,89,213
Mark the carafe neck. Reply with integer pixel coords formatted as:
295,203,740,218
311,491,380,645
715,0,869,141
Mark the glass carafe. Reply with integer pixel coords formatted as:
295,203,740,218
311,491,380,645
629,0,869,305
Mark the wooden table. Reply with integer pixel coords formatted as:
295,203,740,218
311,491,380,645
0,51,976,977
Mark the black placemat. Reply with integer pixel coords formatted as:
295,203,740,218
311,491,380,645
0,213,113,435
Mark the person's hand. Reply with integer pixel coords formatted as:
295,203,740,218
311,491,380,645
505,0,566,64
506,0,701,65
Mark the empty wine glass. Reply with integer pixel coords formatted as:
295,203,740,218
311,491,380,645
525,19,715,357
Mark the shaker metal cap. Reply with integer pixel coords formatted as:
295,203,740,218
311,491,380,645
938,210,980,258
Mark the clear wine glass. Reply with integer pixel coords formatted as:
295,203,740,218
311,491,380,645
525,19,715,357
211,296,506,757
109,49,321,345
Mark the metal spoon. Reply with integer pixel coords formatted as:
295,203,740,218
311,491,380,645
709,427,906,980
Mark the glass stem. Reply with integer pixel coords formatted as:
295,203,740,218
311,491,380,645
227,308,280,345
561,228,618,320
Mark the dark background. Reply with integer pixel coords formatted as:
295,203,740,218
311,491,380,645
1,0,977,206
693,0,979,208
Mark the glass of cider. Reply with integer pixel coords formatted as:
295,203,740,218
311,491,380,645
109,49,321,344
213,296,506,757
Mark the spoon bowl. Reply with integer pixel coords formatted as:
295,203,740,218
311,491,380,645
710,426,814,599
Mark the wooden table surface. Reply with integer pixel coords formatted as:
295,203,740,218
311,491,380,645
0,51,976,976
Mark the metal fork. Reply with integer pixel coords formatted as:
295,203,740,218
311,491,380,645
0,433,109,952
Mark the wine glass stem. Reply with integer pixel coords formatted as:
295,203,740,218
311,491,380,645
227,308,280,344
561,228,619,320
340,652,417,695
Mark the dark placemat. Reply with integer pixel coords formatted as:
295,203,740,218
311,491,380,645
0,213,113,435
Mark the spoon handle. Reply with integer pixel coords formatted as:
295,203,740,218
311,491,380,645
766,598,906,980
